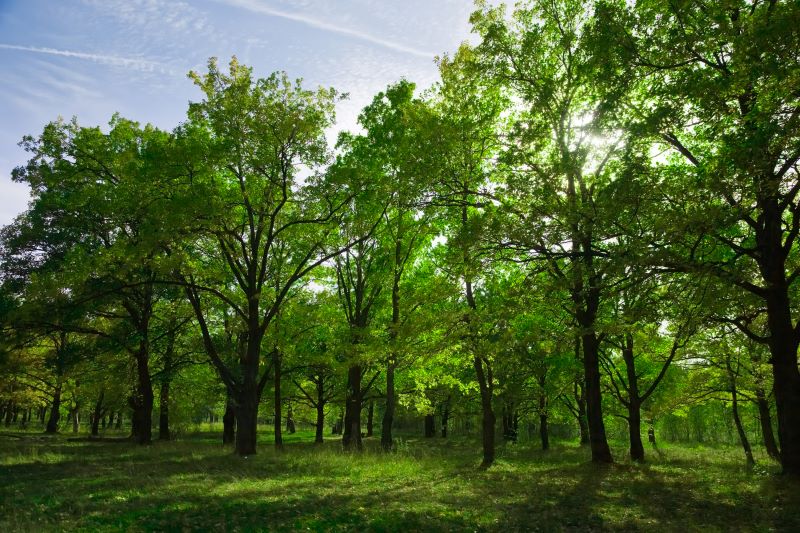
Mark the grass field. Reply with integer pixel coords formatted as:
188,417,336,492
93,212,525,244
1,430,798,532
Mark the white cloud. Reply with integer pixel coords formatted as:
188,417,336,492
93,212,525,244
0,44,167,73
215,0,438,58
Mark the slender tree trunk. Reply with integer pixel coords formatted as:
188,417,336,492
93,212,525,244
474,355,495,468
381,360,396,450
70,407,79,433
314,399,325,444
115,411,122,430
424,414,435,438
132,348,154,445
732,384,755,467
159,380,170,441
273,349,283,449
286,401,296,434
4,402,13,427
223,392,236,445
366,400,374,437
755,387,780,460
91,390,105,437
441,398,450,438
343,365,363,450
540,413,549,451
622,333,645,461
45,382,62,434
582,332,613,463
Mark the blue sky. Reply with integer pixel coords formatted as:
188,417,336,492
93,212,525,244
0,0,481,226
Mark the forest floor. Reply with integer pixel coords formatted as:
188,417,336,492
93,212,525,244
1,429,798,532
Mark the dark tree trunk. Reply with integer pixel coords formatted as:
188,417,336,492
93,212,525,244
273,349,283,449
343,365,363,450
366,400,374,437
223,392,236,445
131,348,154,445
70,407,79,433
4,401,13,427
622,333,645,461
115,411,122,430
159,380,170,441
91,390,105,437
314,396,325,444
46,382,62,434
648,424,656,446
755,387,780,460
424,414,435,438
732,384,755,467
235,381,258,456
381,360,396,450
582,332,613,463
314,390,325,445
757,200,800,476
627,401,644,462
441,398,450,438
474,355,495,468
540,414,549,451
286,401,296,434
332,409,343,435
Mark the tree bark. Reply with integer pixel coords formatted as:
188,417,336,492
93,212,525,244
223,393,237,445
273,349,283,449
424,414,435,438
45,382,62,434
755,387,780,460
622,333,645,461
381,360,396,450
582,332,613,462
158,380,170,441
366,400,374,437
441,399,450,438
343,365,363,450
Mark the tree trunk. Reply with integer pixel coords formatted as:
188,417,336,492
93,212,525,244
381,360,396,450
286,401,296,434
223,392,236,445
273,349,283,449
343,365,363,450
540,413,549,451
91,390,105,437
627,401,645,462
757,204,800,475
755,387,780,460
70,407,79,433
159,380,170,441
5,402,14,427
622,333,645,461
235,381,258,456
314,398,325,444
424,414,435,438
131,348,154,445
582,332,613,463
45,382,62,434
365,400,374,438
115,411,122,430
474,355,495,468
441,399,450,438
732,383,755,467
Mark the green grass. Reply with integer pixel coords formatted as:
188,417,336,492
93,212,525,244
1,430,798,532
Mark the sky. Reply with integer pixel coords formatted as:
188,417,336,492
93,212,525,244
0,0,482,227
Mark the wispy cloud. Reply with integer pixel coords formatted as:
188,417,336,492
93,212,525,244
215,0,437,58
0,44,166,72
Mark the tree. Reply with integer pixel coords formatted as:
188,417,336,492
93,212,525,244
177,57,350,456
598,0,800,476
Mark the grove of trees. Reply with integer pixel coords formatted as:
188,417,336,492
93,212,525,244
2,0,799,478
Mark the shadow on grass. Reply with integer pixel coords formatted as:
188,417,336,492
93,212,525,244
1,435,798,531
